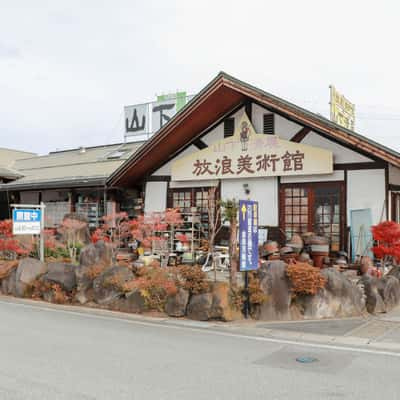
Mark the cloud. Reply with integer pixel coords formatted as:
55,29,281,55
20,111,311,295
0,42,21,59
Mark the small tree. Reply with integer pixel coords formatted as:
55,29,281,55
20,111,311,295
221,199,239,285
205,187,222,281
58,218,88,264
91,212,131,263
130,209,183,264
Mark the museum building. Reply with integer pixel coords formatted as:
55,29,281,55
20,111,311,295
108,72,400,255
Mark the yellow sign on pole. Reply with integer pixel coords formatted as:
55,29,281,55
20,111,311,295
330,85,355,131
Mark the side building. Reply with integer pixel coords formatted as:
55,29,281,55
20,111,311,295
0,142,145,227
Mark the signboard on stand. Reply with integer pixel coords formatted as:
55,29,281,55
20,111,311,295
11,203,45,262
12,209,41,235
239,199,259,272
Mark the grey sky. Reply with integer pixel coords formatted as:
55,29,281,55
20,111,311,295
0,0,399,155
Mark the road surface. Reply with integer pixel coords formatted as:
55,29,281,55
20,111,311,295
0,298,399,400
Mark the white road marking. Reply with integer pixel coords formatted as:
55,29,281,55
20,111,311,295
1,298,400,358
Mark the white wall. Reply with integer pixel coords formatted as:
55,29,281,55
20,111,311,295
221,177,278,226
251,103,302,140
281,170,344,183
169,180,218,189
152,145,198,176
302,132,372,163
389,164,400,185
201,108,244,146
144,182,168,213
347,169,386,224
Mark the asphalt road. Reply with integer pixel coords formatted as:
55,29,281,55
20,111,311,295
0,299,399,400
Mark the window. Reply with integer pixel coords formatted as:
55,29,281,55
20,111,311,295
280,182,344,252
224,118,235,138
263,114,274,135
392,192,400,223
168,187,218,237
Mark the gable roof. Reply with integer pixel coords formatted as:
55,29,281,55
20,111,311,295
108,72,400,187
0,141,145,191
0,148,36,180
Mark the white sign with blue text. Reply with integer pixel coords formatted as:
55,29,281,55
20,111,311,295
12,209,41,235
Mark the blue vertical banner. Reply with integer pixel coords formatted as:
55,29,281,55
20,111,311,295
239,200,259,272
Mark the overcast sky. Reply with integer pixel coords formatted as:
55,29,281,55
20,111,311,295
1,0,399,155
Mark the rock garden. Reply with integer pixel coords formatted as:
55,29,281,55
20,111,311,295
1,212,400,322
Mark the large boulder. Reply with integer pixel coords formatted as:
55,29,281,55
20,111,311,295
92,266,134,305
61,213,90,244
75,241,112,303
43,262,76,292
1,268,17,296
300,268,366,319
165,288,189,317
187,293,213,321
210,282,242,321
15,258,47,297
256,261,292,321
79,240,112,268
111,289,147,314
359,275,385,314
377,275,400,311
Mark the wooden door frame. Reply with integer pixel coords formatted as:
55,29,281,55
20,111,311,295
279,180,346,251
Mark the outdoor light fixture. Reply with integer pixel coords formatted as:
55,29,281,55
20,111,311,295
243,183,250,195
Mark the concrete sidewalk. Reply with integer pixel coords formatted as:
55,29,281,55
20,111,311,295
224,307,400,352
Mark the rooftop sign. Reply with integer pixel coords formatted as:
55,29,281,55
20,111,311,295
330,85,355,131
124,92,194,140
171,113,333,181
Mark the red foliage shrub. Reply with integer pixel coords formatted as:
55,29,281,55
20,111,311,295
126,265,178,310
129,209,183,249
371,221,400,261
0,219,31,259
286,262,326,296
173,265,209,295
247,272,267,305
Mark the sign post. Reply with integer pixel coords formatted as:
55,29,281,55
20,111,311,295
239,199,259,318
11,203,46,262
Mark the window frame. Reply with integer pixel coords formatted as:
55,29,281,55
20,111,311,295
279,181,346,251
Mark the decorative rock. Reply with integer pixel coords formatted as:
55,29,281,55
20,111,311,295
377,275,400,311
187,292,213,321
15,258,47,297
210,282,242,322
1,268,17,296
79,240,112,268
256,260,292,321
301,268,365,319
43,262,76,292
74,288,95,305
165,288,189,317
92,266,134,305
359,275,385,314
75,241,112,303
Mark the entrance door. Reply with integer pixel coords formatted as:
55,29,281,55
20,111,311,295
279,182,345,252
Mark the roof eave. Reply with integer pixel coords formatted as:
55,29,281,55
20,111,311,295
0,177,108,191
